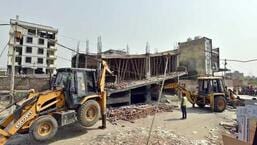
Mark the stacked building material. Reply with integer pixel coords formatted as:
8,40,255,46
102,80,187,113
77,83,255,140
107,103,177,124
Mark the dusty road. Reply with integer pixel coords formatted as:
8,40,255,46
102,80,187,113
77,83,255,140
6,105,236,145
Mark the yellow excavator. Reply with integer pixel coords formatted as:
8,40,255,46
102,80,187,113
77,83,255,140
164,76,242,112
0,60,112,145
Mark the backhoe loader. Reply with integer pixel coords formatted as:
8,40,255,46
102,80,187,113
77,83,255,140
164,76,242,112
0,60,112,145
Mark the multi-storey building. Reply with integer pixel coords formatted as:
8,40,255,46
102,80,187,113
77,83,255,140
7,17,58,74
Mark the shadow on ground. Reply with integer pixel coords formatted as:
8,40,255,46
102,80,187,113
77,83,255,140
187,107,212,114
164,118,182,121
174,106,213,114
6,123,99,145
164,107,214,122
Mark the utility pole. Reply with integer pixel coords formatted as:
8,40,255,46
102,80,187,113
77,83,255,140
145,42,151,79
10,15,19,112
126,44,129,54
224,59,227,77
85,40,89,68
97,36,102,78
97,36,102,54
75,41,80,68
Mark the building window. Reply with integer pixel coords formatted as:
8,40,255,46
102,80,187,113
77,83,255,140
38,38,44,45
28,29,36,35
15,57,20,62
37,58,43,64
35,68,43,74
25,57,31,63
15,47,22,55
15,31,22,42
48,60,54,65
26,37,33,43
26,47,32,53
38,48,44,54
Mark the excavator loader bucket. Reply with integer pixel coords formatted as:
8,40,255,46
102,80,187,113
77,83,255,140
0,129,9,145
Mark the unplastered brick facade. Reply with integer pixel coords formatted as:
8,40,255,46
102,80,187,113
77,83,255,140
178,37,219,78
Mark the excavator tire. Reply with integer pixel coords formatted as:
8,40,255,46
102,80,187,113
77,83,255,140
29,115,58,141
77,100,100,127
214,96,227,112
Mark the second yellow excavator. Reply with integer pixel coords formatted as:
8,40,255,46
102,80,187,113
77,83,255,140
164,76,243,112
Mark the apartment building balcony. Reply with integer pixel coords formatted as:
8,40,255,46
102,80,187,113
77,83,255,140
47,55,57,60
47,46,57,51
47,64,56,69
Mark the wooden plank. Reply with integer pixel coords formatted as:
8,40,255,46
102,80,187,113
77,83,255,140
249,118,257,144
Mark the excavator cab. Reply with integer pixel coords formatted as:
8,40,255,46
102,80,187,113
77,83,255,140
54,68,97,109
197,77,227,112
198,77,225,95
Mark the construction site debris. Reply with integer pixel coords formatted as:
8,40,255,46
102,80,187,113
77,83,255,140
107,103,177,124
206,127,222,144
219,121,237,134
88,127,211,145
106,72,186,90
106,82,129,89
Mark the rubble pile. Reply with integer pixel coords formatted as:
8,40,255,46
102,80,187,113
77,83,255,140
107,103,177,124
106,82,129,89
89,127,210,145
105,72,185,90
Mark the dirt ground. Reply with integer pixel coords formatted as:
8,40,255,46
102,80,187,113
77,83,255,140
5,104,236,145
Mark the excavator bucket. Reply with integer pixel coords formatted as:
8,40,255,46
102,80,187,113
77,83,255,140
0,130,8,145
164,82,197,106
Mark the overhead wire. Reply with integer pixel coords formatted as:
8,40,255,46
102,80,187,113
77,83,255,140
0,42,8,59
221,58,257,63
0,24,10,26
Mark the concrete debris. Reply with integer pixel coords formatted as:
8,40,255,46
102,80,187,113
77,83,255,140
88,127,211,145
106,72,186,90
206,130,220,144
107,103,177,124
106,82,129,89
219,121,237,135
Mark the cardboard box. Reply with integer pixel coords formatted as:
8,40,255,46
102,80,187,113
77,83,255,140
248,118,257,144
237,105,257,144
223,135,250,145
238,116,247,141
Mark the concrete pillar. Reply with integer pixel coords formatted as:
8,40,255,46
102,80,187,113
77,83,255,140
145,85,151,103
145,42,151,79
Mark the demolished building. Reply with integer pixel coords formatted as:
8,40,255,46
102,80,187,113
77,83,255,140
71,50,185,105
72,50,179,82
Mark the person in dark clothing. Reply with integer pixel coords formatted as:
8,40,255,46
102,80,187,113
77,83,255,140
181,93,188,119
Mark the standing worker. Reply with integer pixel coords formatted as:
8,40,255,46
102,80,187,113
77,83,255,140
181,93,188,119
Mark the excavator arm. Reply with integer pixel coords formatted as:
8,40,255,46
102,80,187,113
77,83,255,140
99,60,113,92
164,83,197,106
98,60,113,129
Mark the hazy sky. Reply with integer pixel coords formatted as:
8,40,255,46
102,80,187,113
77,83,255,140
1,0,257,76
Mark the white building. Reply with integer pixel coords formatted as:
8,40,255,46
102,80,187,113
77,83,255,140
7,17,58,75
